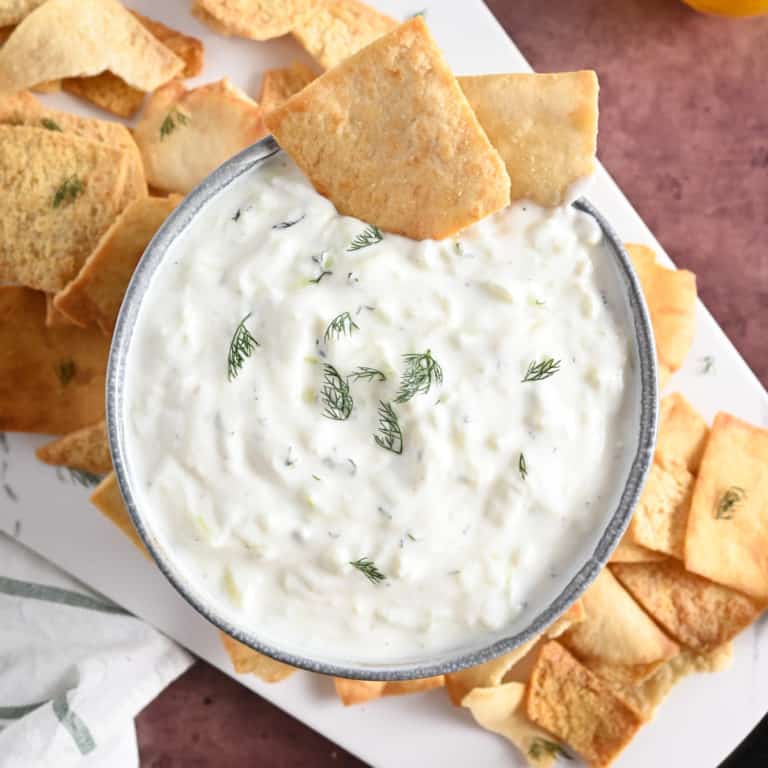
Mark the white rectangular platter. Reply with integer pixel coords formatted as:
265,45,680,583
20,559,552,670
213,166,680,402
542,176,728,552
1,1,767,766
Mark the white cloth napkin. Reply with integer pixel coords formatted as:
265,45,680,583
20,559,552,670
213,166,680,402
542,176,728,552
0,533,193,768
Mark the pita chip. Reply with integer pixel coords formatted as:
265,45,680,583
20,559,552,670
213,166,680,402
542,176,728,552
657,392,709,472
90,471,149,557
258,62,316,116
36,419,111,475
0,0,45,26
459,72,599,207
0,287,109,434
610,535,668,564
45,294,74,328
611,559,763,653
54,196,182,335
194,0,318,41
133,79,265,194
219,632,296,682
267,17,510,240
333,675,444,706
684,412,768,600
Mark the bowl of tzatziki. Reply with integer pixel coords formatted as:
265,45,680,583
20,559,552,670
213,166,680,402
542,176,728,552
107,136,657,680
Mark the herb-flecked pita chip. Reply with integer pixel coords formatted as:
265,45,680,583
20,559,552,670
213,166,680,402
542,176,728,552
627,456,694,559
560,569,678,685
657,392,709,472
219,632,296,682
90,472,148,557
609,535,668,564
54,196,182,335
292,0,397,69
459,72,599,207
267,17,510,240
194,0,318,41
525,641,643,768
333,674,444,706
258,62,316,116
626,243,696,388
36,419,111,475
463,682,566,768
0,287,109,434
0,0,45,26
133,79,265,194
684,412,768,600
611,559,763,653
0,125,129,292
0,91,147,208
0,0,184,97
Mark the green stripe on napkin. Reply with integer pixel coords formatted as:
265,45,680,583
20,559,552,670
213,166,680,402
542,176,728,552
0,576,128,615
53,694,96,755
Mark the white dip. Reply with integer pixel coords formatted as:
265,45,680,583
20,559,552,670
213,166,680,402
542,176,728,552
125,155,637,664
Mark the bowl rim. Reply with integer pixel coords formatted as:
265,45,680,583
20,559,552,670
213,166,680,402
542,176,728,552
107,136,659,681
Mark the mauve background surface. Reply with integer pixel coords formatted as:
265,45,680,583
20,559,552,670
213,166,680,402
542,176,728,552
136,1,768,765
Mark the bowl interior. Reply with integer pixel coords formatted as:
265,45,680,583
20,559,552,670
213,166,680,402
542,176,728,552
107,136,658,680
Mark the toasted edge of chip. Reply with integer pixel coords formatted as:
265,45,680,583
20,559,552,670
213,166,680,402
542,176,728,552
684,411,768,600
218,632,296,681
658,392,709,472
611,558,763,653
459,71,599,207
462,682,566,768
267,17,510,241
609,536,668,564
45,293,74,327
195,0,319,41
525,641,643,768
36,419,111,474
90,471,149,557
0,0,46,27
258,62,316,117
333,674,444,706
62,73,146,119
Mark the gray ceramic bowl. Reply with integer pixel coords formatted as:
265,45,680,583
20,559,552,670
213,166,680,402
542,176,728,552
107,136,658,681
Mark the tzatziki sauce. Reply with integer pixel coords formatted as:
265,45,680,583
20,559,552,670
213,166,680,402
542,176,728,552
124,155,637,664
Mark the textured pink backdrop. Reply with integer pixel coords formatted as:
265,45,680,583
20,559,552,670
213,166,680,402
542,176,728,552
136,1,768,765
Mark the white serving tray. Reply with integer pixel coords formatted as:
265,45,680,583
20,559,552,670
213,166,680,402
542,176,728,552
1,1,767,766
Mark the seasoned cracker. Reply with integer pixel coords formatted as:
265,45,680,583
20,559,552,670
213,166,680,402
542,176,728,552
36,419,111,475
0,287,109,434
611,559,762,652
90,472,149,557
267,17,510,240
54,196,181,335
195,0,318,41
459,72,599,207
684,412,768,600
133,79,265,194
292,0,396,69
258,62,316,116
219,632,296,681
657,392,709,472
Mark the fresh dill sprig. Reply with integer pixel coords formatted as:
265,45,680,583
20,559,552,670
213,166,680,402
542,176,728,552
320,364,353,420
59,467,102,488
56,359,76,386
41,117,62,131
374,401,403,455
522,357,561,383
347,225,383,251
715,486,746,519
273,214,305,229
160,106,190,140
349,557,387,584
519,452,528,480
528,738,573,761
324,312,359,343
395,350,443,403
227,313,259,381
348,366,386,383
308,270,333,285
52,176,84,208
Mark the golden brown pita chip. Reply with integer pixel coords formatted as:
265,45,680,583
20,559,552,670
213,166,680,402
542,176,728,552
0,0,44,26
684,412,768,600
292,0,397,69
133,79,265,194
525,641,643,768
267,17,510,240
130,11,204,78
45,294,74,328
611,559,762,653
610,643,732,720
219,632,296,682
0,287,109,434
627,456,694,559
36,419,111,475
463,682,567,768
333,674,444,706
0,125,129,292
0,91,147,207
0,25,13,44
657,392,709,472
90,472,149,557
195,0,318,41
459,72,599,207
54,196,181,335
383,676,444,697
258,62,316,116
626,243,697,388
0,0,183,97
610,535,668,564
560,569,678,685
